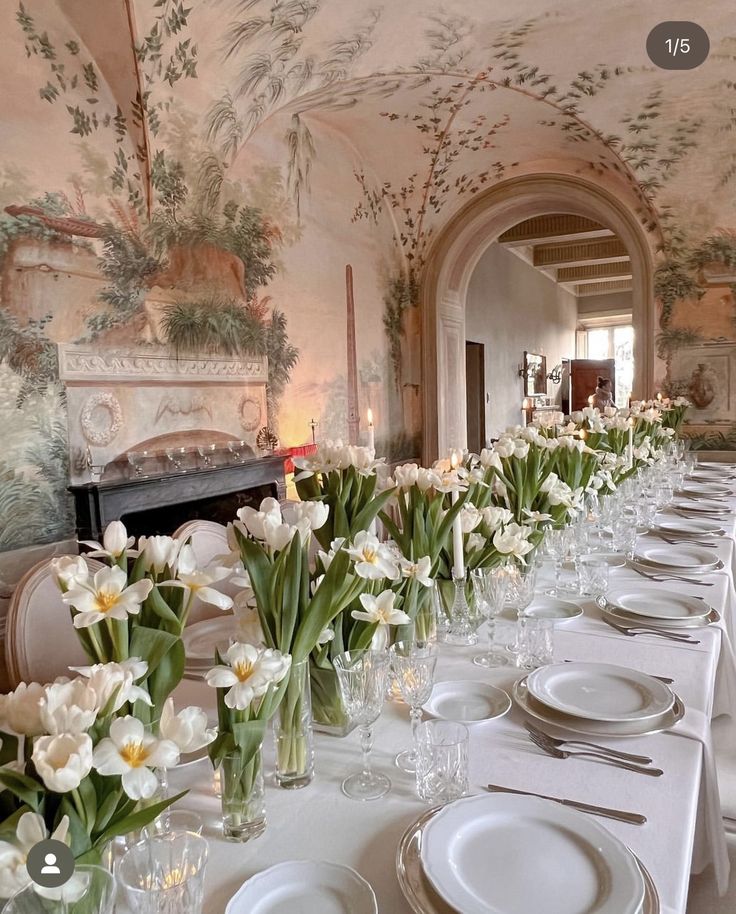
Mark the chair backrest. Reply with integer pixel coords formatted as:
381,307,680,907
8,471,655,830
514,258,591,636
173,520,237,624
6,556,104,686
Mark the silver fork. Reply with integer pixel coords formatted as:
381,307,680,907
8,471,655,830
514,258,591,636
603,616,701,644
628,565,714,587
651,535,718,548
523,723,653,765
527,731,664,776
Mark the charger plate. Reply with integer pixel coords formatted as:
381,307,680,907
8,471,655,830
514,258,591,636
633,543,720,571
602,603,719,631
606,589,714,623
397,805,660,914
513,677,685,738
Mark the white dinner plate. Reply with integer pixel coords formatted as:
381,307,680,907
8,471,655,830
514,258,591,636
670,498,729,515
607,589,712,622
634,543,719,571
653,517,725,536
524,596,583,621
423,681,511,725
183,617,237,662
420,794,644,914
602,603,719,631
226,861,377,914
514,678,685,737
527,662,674,723
679,483,732,497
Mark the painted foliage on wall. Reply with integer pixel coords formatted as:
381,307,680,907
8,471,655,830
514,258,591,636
3,0,736,552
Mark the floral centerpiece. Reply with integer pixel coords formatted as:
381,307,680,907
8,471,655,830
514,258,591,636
0,662,214,897
293,440,396,549
205,643,290,840
54,522,234,726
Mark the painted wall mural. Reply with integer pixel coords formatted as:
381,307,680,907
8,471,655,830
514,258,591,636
2,0,736,553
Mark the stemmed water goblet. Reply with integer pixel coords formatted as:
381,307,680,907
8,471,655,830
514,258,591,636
506,562,538,657
333,650,390,800
545,526,573,596
390,641,437,773
197,444,217,468
471,566,509,667
165,447,187,473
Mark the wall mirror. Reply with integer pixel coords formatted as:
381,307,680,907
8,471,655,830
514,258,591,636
523,351,547,397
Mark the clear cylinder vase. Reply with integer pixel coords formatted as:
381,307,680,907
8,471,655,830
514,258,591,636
274,658,315,789
221,748,266,842
310,663,357,737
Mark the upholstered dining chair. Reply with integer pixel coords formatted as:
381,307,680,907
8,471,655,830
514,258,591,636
173,519,237,624
5,556,104,686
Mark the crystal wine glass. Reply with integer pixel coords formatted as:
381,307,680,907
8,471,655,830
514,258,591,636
333,650,390,800
471,566,509,667
197,444,217,467
545,526,572,596
390,641,437,773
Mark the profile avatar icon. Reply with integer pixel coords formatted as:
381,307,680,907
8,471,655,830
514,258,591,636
41,852,61,876
26,839,75,889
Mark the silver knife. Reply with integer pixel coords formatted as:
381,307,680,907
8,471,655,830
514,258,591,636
485,784,646,825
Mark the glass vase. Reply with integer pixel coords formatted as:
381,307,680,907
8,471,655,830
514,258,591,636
274,658,314,788
310,662,357,737
220,748,266,842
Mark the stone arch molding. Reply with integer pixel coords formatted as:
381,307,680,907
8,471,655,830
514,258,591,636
421,173,658,462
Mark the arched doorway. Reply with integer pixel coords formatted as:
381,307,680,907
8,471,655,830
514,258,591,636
421,173,659,462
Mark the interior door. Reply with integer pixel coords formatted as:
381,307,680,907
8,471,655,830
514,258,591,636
465,341,485,453
570,359,616,412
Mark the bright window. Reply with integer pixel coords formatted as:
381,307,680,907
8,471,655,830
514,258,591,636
582,324,634,407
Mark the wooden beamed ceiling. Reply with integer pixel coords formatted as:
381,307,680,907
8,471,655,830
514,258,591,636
498,215,633,297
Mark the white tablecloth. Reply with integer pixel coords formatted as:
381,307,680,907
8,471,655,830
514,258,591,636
164,490,736,914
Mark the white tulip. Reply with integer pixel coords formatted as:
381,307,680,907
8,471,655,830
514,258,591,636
159,698,216,754
80,520,135,560
32,732,93,793
466,532,486,553
205,643,291,711
0,813,70,899
70,658,151,714
460,504,482,533
161,545,234,611
481,506,514,531
351,591,411,627
494,438,515,459
492,523,535,561
3,683,46,737
39,679,98,735
50,556,89,592
287,500,329,531
262,516,298,551
345,531,400,580
416,468,442,492
317,628,335,645
92,716,179,800
399,555,433,587
393,463,420,489
479,448,502,471
237,497,283,540
62,565,153,628
137,535,182,575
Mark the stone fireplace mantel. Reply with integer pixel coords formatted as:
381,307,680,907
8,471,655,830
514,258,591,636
70,455,286,541
59,344,268,385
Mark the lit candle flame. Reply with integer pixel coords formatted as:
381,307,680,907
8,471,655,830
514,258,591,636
450,451,459,470
367,407,374,426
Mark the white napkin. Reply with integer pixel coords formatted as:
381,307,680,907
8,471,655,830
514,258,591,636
667,707,730,895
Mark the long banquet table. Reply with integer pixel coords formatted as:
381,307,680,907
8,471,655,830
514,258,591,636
166,486,736,914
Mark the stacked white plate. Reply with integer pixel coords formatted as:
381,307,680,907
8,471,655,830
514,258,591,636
182,616,237,677
678,482,732,498
651,517,725,538
632,542,721,574
513,661,683,738
408,793,655,914
669,497,729,516
606,588,718,630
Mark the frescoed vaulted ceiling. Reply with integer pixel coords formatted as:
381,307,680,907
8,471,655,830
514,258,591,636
2,0,736,551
